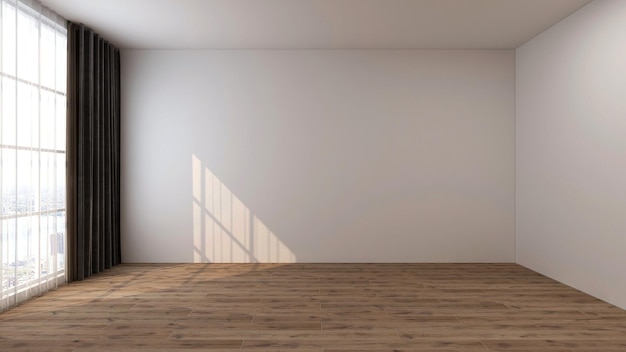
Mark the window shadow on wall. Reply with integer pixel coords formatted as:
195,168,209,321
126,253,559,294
192,154,296,263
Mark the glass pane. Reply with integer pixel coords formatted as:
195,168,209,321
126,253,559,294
55,94,65,151
1,218,17,290
40,25,57,90
16,8,39,83
54,211,65,270
55,153,65,209
41,212,64,274
1,78,17,145
39,152,54,211
56,34,67,94
16,149,38,215
39,213,50,276
1,2,17,76
15,215,40,286
1,147,17,215
40,90,55,149
16,82,39,148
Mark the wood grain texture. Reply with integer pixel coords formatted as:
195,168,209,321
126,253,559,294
1,263,625,351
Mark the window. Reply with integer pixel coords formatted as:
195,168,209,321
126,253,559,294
1,0,67,310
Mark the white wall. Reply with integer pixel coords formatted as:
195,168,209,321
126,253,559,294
516,0,626,309
121,50,514,263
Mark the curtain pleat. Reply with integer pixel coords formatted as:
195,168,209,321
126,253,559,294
67,22,120,282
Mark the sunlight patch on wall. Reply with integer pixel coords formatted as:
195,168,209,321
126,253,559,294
192,154,296,263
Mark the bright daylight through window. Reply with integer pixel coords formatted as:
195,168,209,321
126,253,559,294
1,0,67,310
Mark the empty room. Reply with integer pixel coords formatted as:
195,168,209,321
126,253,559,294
1,0,625,351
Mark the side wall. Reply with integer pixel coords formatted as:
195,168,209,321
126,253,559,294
121,50,515,263
516,0,626,309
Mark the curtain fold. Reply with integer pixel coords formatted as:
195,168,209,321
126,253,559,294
67,22,121,282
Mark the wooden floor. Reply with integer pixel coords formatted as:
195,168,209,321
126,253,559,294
1,264,626,351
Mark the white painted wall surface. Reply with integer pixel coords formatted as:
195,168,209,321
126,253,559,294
121,50,514,263
516,0,626,309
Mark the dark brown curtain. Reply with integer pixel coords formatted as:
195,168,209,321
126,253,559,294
67,22,121,282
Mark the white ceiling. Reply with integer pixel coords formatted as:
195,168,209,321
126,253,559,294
40,0,592,50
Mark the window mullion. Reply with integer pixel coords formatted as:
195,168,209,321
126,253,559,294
36,0,42,294
0,0,4,306
13,0,19,305
51,6,57,287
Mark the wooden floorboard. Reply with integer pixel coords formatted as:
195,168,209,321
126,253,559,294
1,263,625,351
